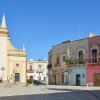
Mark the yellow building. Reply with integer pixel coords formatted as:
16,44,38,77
0,15,27,85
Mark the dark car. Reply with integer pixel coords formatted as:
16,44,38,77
33,80,46,85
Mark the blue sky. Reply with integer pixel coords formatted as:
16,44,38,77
0,0,100,60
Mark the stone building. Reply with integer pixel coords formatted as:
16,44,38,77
48,33,100,86
86,35,100,86
48,37,88,85
0,15,27,85
27,59,48,84
68,66,86,86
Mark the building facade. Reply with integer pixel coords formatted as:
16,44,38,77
0,15,27,85
27,59,48,84
48,33,100,86
86,35,100,86
48,37,88,85
68,67,86,86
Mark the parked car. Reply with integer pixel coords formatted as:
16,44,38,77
33,80,46,85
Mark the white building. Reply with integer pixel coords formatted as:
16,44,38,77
27,59,48,83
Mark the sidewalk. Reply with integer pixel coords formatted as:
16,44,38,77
0,84,100,97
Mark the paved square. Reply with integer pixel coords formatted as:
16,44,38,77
0,85,100,100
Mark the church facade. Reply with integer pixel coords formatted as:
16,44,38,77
0,15,27,84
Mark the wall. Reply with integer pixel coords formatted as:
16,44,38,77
51,43,68,68
8,56,26,84
86,64,100,85
48,38,88,85
88,36,100,59
87,36,100,86
69,67,86,85
69,38,88,60
48,38,88,69
0,36,8,81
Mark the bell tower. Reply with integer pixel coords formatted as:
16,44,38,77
0,14,8,81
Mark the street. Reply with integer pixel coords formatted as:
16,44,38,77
0,85,100,100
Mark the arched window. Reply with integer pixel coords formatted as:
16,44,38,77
79,51,84,60
92,49,97,63
56,56,60,65
30,65,32,71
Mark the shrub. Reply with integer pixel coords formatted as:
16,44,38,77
27,79,33,84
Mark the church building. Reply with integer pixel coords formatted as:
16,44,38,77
0,15,27,85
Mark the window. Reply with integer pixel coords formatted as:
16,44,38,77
36,65,43,73
38,76,41,81
38,65,42,68
30,76,33,80
15,73,20,82
30,65,32,71
79,51,84,60
16,63,19,67
56,56,60,65
44,77,46,81
92,49,97,63
63,56,66,62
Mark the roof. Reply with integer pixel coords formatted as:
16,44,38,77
7,38,26,57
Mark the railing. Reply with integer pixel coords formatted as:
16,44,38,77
87,58,100,64
47,58,100,69
48,60,86,68
65,59,86,67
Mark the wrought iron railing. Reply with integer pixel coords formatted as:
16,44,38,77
47,58,100,69
87,57,100,64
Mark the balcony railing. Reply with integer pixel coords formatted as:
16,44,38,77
48,59,86,68
48,58,100,69
64,59,87,67
87,57,100,64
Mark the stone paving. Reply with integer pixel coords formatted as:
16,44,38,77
0,84,100,100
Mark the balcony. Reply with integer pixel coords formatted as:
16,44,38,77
49,59,86,68
65,59,86,67
91,57,100,63
87,58,100,66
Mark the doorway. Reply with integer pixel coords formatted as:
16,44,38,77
76,74,80,86
15,73,20,82
30,76,33,80
94,73,100,86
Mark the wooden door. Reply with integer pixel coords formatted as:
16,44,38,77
15,73,20,82
94,73,100,86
